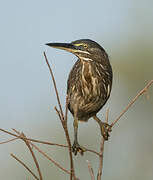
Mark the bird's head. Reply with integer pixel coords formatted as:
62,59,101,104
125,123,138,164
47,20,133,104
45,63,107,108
46,39,108,63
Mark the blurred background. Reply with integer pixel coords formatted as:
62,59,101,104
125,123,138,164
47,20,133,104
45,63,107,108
0,0,153,179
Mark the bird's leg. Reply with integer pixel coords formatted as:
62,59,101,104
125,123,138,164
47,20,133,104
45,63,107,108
93,115,112,140
72,118,86,155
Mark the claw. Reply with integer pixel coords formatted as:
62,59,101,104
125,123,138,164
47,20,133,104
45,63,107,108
100,122,112,140
72,142,86,156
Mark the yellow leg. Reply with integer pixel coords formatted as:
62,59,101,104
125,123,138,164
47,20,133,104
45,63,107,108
93,115,112,140
73,118,78,144
72,118,86,155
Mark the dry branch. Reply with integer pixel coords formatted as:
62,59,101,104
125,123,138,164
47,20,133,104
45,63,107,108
11,153,39,180
0,128,67,147
111,80,153,127
87,160,95,180
31,143,71,175
12,129,43,180
0,137,18,144
43,52,64,119
0,127,99,157
97,109,109,180
43,52,75,180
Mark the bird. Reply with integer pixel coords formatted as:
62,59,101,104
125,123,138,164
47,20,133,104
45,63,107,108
46,39,113,155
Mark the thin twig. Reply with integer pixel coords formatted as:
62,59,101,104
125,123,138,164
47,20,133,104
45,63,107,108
63,96,75,179
0,128,100,157
111,79,153,127
85,148,100,156
43,52,75,180
31,142,71,175
54,96,75,179
97,109,109,180
87,160,95,180
1,129,73,180
23,134,43,180
54,106,63,121
11,153,39,180
43,52,64,120
13,130,43,180
0,128,67,147
97,137,104,180
63,125,74,179
12,130,75,178
0,137,18,144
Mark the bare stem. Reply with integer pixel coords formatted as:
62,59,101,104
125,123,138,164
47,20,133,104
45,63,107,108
11,153,39,180
0,128,67,147
43,52,75,180
0,137,18,144
0,128,99,157
87,160,95,180
62,96,76,179
97,109,109,180
31,143,71,175
85,148,100,156
43,52,64,119
111,79,153,127
13,130,43,180
23,134,43,180
13,129,74,177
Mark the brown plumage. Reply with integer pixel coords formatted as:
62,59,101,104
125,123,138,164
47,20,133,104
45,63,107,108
67,56,112,121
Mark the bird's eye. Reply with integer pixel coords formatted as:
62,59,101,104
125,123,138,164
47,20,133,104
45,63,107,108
82,44,88,49
74,43,88,49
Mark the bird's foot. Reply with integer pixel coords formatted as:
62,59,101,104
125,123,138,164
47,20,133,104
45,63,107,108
100,122,112,140
72,142,86,156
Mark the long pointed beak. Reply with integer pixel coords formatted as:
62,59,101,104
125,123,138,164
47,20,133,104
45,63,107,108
45,43,77,53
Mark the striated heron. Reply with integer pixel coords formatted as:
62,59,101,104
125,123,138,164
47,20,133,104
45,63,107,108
46,39,113,155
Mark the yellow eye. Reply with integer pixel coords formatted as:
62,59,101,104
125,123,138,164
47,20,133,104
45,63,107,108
83,44,88,48
74,43,88,49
